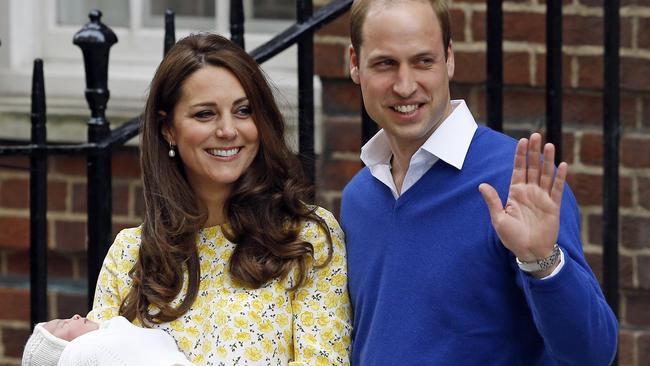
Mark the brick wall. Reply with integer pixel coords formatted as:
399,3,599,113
0,150,142,365
314,0,650,365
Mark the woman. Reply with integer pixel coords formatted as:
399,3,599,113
88,33,351,365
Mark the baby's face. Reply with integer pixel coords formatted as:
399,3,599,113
43,314,99,341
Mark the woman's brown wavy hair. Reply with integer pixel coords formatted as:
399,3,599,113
120,33,333,325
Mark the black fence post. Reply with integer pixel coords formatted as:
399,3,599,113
486,0,503,132
546,0,563,164
29,59,48,330
603,0,620,328
230,0,245,49
297,0,315,185
73,10,118,310
164,9,176,56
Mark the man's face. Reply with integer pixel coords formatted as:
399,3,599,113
350,0,454,152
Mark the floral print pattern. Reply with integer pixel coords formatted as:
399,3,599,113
88,207,352,365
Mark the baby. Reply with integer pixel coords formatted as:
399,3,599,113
22,314,194,366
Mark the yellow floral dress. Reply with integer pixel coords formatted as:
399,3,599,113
87,207,352,366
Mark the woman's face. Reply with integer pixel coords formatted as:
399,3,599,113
163,65,260,199
43,314,99,341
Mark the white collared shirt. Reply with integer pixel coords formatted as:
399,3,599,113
359,99,564,278
361,100,477,199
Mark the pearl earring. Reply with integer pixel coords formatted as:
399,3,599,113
168,143,176,158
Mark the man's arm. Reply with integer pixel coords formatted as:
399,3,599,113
479,133,618,365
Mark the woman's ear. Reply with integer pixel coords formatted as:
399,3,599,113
159,111,175,145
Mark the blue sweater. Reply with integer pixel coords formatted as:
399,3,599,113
341,126,618,365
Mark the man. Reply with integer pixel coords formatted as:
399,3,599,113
340,0,618,365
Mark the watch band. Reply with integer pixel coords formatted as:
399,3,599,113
516,244,561,273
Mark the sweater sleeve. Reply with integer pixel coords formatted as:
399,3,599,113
516,187,618,365
289,208,352,366
87,228,141,322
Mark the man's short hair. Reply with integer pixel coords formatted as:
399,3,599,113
350,0,452,59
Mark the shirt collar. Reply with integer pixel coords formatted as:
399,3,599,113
360,100,478,170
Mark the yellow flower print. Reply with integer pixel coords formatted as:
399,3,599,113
317,313,329,327
186,326,200,338
301,312,315,327
251,299,264,311
259,319,273,333
316,280,330,292
178,337,191,351
235,292,249,302
170,320,184,332
331,273,346,287
260,289,273,302
316,355,330,366
304,333,318,345
275,295,286,306
262,339,273,353
235,332,251,342
248,310,261,323
244,347,262,361
325,293,338,308
295,290,308,302
216,346,227,358
304,345,316,358
221,327,233,340
321,328,334,342
202,341,212,354
234,316,248,328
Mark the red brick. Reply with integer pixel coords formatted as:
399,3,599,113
580,0,643,6
639,18,650,49
563,15,602,46
0,217,29,249
5,250,75,278
621,216,650,250
621,136,650,168
54,220,86,252
504,11,546,43
584,252,634,289
72,182,86,213
1,326,31,358
0,288,29,321
577,55,603,89
320,159,362,191
580,133,602,166
0,178,29,209
625,291,650,326
621,57,650,91
47,180,67,212
315,8,350,38
112,182,129,216
502,52,531,86
111,149,140,179
502,88,545,125
562,92,636,128
639,255,650,291
449,8,466,43
640,177,650,210
617,329,635,366
50,156,86,176
315,43,348,78
587,214,602,246
561,132,575,164
567,173,632,207
76,253,87,277
322,78,362,116
644,96,650,129
54,292,89,319
324,116,361,154
534,53,572,88
453,51,486,83
640,332,650,366
134,185,145,218
0,156,29,169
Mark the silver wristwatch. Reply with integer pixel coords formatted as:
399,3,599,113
516,244,561,273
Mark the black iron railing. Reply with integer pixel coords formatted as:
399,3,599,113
0,1,620,348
